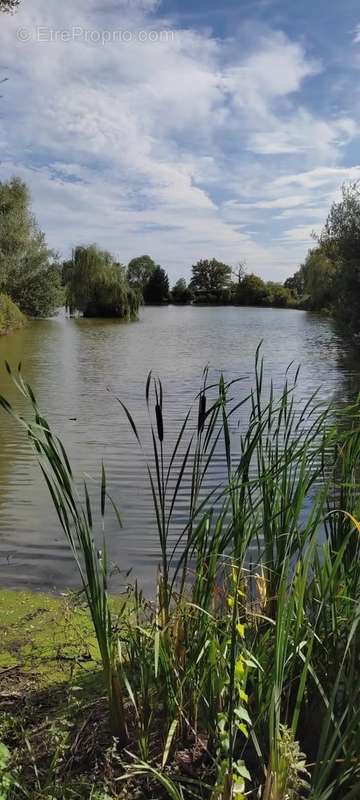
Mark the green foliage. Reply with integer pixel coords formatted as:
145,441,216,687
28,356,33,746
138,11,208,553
265,281,295,308
284,270,305,298
319,181,360,263
0,0,20,11
0,742,14,800
189,266,297,308
287,247,337,312
302,248,336,312
11,264,63,317
127,254,157,290
0,293,25,335
286,182,360,331
234,272,268,305
143,265,170,304
2,352,360,798
0,178,62,317
317,182,360,331
171,278,192,304
263,726,309,800
0,364,129,746
63,245,140,319
190,258,232,295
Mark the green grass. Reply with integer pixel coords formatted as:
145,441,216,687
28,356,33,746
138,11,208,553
1,348,360,799
0,294,25,336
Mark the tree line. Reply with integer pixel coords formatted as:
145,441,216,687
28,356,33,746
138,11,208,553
126,256,298,308
0,178,298,327
2,176,360,330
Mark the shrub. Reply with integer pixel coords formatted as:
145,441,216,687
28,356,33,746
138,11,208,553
0,293,25,335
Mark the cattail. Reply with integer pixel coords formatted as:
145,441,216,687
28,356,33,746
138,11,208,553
197,392,206,434
155,403,164,442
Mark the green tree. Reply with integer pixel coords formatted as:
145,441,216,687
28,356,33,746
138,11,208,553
190,259,232,294
301,248,336,312
316,183,360,331
0,177,63,316
0,0,20,11
318,182,360,263
266,282,295,308
64,245,140,319
127,255,156,291
0,292,25,334
284,268,305,298
171,278,192,304
143,266,170,304
235,273,269,306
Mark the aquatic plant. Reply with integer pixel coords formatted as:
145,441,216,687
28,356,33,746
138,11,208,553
1,348,360,798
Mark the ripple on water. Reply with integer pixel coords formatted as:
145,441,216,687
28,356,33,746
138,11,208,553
0,306,358,594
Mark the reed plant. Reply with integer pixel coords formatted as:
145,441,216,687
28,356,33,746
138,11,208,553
1,348,360,799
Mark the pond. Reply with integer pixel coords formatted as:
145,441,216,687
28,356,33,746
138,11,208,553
0,306,359,592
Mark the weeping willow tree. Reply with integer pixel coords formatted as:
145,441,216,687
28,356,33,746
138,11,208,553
63,246,141,320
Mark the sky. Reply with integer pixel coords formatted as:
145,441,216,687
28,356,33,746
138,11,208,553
1,0,360,284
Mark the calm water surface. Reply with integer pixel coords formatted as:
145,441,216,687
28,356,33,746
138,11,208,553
0,306,359,592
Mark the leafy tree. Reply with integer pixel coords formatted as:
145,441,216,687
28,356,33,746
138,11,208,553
286,250,337,313
318,182,360,263
127,255,156,291
234,273,268,306
64,245,140,319
171,278,192,304
0,0,20,11
301,248,336,312
12,264,63,317
190,259,232,294
0,292,25,334
266,282,295,308
284,269,305,298
0,177,63,316
316,183,360,331
143,266,170,304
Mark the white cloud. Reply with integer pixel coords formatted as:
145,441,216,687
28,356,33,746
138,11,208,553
278,225,317,242
0,1,359,283
273,165,360,190
249,110,356,158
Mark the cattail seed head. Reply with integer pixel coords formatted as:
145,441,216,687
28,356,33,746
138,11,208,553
198,392,206,434
155,403,164,442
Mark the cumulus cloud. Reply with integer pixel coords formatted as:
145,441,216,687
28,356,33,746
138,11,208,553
0,0,359,282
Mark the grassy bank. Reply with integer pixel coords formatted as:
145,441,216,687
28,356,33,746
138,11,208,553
0,294,26,336
1,352,360,799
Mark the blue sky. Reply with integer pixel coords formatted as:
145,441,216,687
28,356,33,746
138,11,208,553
1,0,360,283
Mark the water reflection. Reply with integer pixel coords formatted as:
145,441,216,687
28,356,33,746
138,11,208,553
0,307,359,593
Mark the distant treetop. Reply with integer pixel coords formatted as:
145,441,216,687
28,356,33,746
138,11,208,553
0,0,20,11
127,255,157,290
190,258,232,293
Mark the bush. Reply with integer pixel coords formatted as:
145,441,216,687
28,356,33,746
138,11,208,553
192,290,219,304
11,264,63,317
0,293,25,335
